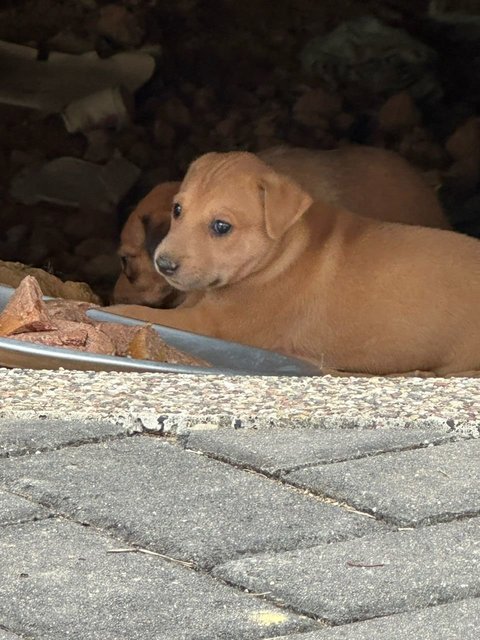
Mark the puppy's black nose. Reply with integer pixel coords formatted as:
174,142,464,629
156,255,179,276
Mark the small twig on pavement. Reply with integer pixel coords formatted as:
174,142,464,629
107,548,193,567
346,560,386,568
344,506,376,518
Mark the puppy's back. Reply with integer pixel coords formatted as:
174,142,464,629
260,145,450,229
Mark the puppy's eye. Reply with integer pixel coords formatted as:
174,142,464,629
172,202,182,219
120,256,128,272
211,220,232,236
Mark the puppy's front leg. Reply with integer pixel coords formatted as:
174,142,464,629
105,304,212,336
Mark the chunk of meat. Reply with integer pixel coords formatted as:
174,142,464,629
0,276,55,336
84,325,116,356
13,320,90,349
95,322,139,357
127,325,211,367
13,331,78,348
46,299,97,324
13,323,115,356
48,320,89,346
0,276,211,367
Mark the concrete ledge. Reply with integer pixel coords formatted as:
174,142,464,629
0,368,478,436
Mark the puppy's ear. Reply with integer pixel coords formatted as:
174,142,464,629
260,171,313,240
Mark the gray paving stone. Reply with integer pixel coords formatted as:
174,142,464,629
0,419,140,458
0,519,314,640
284,439,480,526
183,427,453,474
0,436,383,569
0,490,50,526
0,630,23,639
271,598,480,639
214,519,480,624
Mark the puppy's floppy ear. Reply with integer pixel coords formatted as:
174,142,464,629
259,170,313,240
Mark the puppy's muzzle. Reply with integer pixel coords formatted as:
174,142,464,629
156,254,179,276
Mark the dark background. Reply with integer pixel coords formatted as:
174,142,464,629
1,0,479,300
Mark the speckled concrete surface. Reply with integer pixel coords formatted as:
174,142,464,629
0,368,478,436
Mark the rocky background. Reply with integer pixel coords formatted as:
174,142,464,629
0,0,479,302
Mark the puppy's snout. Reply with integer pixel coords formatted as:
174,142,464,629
156,254,179,276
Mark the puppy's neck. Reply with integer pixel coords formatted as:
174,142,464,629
249,221,311,287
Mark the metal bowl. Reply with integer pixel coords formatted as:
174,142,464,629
0,284,319,376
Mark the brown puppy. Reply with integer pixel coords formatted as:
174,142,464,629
112,145,450,306
107,152,480,375
113,182,186,308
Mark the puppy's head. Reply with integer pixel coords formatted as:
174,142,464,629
112,181,186,307
154,152,313,291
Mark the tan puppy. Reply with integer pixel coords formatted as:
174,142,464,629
107,152,480,375
113,145,450,306
259,145,450,228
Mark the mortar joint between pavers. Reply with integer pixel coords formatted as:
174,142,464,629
0,514,53,529
0,431,139,461
209,571,330,629
177,442,386,526
0,623,32,640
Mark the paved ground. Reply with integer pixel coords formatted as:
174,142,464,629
0,369,479,638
